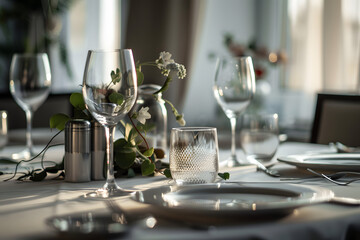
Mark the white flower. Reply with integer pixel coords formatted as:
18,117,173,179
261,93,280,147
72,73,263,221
158,52,175,65
156,51,175,74
176,64,186,79
154,51,187,79
136,107,151,124
176,114,186,126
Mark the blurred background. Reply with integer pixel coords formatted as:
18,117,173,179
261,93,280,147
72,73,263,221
0,0,359,143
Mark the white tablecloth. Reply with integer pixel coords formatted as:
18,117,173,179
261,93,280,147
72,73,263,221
1,141,360,240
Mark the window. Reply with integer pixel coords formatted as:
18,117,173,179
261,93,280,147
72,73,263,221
183,0,360,141
50,0,122,93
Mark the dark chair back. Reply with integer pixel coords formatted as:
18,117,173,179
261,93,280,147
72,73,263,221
0,93,72,129
310,93,360,147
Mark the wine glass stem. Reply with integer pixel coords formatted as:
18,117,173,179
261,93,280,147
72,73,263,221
230,117,237,159
25,110,34,154
105,125,116,186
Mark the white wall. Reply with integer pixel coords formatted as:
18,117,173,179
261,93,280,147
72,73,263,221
183,0,255,127
51,0,121,93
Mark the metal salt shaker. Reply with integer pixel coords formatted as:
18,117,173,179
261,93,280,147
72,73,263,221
91,121,106,180
64,119,91,182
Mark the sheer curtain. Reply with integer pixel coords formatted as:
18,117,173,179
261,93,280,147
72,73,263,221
50,0,122,93
287,0,323,93
277,0,360,139
182,0,256,127
287,0,360,93
124,0,197,113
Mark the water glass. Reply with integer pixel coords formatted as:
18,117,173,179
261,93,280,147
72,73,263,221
240,114,279,163
169,127,219,185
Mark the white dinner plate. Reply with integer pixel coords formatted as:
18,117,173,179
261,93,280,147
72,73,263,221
278,153,360,171
131,183,333,220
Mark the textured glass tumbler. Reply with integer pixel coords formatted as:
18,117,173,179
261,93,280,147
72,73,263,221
170,127,219,185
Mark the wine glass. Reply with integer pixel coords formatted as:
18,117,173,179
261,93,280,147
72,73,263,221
82,49,137,198
9,53,51,160
213,56,256,167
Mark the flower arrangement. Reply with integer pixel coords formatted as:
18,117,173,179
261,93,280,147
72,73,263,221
136,51,187,126
49,51,187,178
5,51,229,181
210,33,287,79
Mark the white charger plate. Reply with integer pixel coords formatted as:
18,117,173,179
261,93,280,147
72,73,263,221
131,183,333,219
278,153,360,171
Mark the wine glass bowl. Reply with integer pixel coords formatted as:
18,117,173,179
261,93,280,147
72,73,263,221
213,56,256,167
82,49,137,198
9,53,51,159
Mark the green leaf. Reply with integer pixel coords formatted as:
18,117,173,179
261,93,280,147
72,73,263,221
108,92,124,105
124,123,138,144
136,122,155,134
73,109,91,120
136,69,144,86
141,160,155,176
164,168,172,179
30,170,47,181
149,154,156,163
114,138,129,148
50,113,70,131
124,123,132,139
129,127,139,145
143,147,154,157
114,147,136,169
111,68,122,84
127,168,136,178
218,172,230,180
135,138,144,146
114,138,135,151
70,93,86,110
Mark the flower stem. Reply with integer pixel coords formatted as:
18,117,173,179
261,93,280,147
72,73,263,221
153,76,172,95
164,98,181,117
127,113,154,163
4,130,63,181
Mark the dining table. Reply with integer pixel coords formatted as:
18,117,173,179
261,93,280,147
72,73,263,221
0,128,360,240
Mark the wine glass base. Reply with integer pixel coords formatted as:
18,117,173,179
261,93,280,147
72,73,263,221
11,148,36,160
84,184,133,199
226,155,250,167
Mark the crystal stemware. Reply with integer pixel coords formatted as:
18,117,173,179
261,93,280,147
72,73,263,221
9,53,51,160
82,49,137,198
213,56,256,167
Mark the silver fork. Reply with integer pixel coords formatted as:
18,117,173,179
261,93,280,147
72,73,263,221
281,171,360,181
307,168,360,186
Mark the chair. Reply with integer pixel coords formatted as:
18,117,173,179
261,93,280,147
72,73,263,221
0,93,72,130
310,93,360,147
